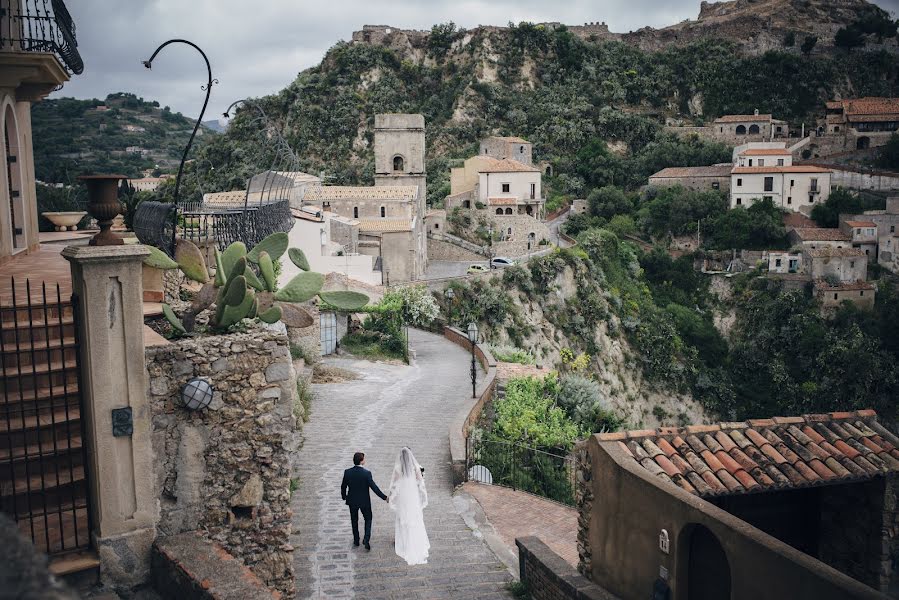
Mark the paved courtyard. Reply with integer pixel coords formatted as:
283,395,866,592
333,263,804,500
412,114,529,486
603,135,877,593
291,329,513,599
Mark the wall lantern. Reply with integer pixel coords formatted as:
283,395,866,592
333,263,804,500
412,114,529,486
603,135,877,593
181,377,214,411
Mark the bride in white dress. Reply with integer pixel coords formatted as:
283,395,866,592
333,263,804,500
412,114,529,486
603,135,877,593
387,447,430,565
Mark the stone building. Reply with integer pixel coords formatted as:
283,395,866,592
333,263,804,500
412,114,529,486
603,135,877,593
302,185,424,283
712,111,788,143
815,280,876,312
825,97,899,149
844,196,899,274
840,219,878,263
802,246,867,283
580,410,899,599
447,155,544,218
788,227,851,250
0,0,83,265
647,165,732,192
479,136,533,166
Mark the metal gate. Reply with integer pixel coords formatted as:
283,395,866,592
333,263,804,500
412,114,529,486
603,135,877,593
320,312,337,356
0,278,92,555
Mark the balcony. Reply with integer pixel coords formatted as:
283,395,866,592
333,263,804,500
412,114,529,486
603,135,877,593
0,0,82,96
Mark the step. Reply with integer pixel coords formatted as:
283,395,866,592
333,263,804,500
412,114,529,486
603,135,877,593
0,382,80,405
18,505,91,556
0,432,82,462
49,550,100,577
0,337,75,355
0,405,81,433
2,464,85,497
0,357,78,377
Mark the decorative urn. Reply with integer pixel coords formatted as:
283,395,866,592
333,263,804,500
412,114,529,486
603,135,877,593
78,174,126,246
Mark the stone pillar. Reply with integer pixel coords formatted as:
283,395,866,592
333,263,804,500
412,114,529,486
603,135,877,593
62,245,158,589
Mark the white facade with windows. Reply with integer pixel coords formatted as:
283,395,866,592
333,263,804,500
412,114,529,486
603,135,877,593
730,166,832,212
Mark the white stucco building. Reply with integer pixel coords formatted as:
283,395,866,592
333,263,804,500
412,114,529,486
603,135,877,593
447,155,543,218
730,165,832,212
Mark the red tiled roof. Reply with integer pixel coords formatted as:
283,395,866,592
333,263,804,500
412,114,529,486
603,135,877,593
790,228,851,242
732,166,831,174
476,157,540,173
844,220,876,228
649,165,732,179
714,114,772,123
739,148,791,156
600,410,899,497
783,212,817,229
814,280,876,292
832,97,899,117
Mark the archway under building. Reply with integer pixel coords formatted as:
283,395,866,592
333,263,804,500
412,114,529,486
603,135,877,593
857,136,871,150
735,125,747,135
505,207,513,215
678,524,731,600
748,124,760,135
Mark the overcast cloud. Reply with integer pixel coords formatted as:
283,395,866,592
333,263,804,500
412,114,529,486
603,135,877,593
56,0,899,119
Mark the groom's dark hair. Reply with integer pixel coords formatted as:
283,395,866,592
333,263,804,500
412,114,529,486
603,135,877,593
353,452,364,466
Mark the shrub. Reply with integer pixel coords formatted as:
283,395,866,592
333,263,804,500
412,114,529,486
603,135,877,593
557,374,605,432
383,284,440,327
490,344,535,364
493,375,580,449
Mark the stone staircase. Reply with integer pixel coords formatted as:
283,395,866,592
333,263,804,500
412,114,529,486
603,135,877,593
0,290,97,586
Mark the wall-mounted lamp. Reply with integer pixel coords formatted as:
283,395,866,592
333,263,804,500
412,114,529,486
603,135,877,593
181,377,214,411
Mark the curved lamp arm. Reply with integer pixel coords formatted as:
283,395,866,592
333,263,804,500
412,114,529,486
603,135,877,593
142,39,218,251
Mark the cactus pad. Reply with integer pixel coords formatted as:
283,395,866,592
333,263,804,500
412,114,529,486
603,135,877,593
274,272,325,303
247,232,288,264
318,290,369,310
288,247,310,271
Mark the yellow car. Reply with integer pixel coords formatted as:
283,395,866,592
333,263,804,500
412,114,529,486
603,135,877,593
467,264,489,274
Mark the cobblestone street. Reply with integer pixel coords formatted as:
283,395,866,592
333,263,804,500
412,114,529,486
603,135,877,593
291,329,513,599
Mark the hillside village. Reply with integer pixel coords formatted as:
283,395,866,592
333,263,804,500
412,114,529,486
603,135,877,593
4,0,899,599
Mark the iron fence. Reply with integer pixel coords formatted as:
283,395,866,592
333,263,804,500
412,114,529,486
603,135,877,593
0,278,91,555
0,0,83,75
465,436,575,505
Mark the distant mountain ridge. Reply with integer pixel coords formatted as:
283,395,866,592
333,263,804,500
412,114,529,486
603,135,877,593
31,92,217,183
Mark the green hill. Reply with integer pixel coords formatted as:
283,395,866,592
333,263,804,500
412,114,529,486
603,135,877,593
184,10,897,208
31,92,214,183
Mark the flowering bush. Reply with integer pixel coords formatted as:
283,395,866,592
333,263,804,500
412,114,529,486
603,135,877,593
383,285,440,327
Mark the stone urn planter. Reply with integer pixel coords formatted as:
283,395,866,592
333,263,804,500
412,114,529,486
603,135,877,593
41,211,87,231
78,174,126,246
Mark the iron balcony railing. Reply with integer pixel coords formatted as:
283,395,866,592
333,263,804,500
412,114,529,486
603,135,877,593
0,0,83,75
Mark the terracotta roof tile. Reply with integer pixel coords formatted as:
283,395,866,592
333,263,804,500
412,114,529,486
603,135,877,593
657,438,678,457
656,455,681,478
714,431,738,452
733,470,759,490
601,410,898,498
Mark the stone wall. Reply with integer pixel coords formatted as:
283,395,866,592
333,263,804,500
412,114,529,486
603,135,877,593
427,237,484,261
516,536,618,600
575,442,593,578
145,325,297,597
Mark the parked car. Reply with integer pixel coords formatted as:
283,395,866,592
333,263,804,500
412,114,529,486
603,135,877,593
467,264,488,274
490,257,514,269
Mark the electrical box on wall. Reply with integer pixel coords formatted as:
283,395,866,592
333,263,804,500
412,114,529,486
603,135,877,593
659,529,670,554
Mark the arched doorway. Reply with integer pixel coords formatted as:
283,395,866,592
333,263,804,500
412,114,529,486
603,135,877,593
680,524,731,600
748,124,760,135
495,208,503,215
393,155,405,171
735,125,747,135
4,104,25,252
504,207,513,215
857,136,871,150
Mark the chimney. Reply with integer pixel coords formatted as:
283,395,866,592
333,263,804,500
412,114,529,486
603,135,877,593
754,108,759,116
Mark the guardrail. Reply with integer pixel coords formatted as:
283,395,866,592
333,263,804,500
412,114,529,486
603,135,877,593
0,0,83,75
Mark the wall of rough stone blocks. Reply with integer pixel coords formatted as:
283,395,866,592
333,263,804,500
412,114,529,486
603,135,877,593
427,238,485,261
145,325,298,597
517,536,616,600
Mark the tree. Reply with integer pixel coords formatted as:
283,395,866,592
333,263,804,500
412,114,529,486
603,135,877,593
702,198,787,250
784,31,796,47
835,26,865,53
800,35,818,55
587,185,634,220
877,133,899,170
810,187,884,227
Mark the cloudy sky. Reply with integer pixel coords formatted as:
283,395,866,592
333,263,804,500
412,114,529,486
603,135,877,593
57,0,898,119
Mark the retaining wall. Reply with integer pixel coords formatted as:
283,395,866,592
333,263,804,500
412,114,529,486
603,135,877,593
517,536,618,600
145,325,297,596
443,325,497,486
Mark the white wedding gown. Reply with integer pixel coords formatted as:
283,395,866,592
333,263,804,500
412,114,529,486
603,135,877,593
388,448,430,565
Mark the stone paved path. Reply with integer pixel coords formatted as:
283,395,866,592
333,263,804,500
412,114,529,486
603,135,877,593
291,329,514,599
462,482,579,568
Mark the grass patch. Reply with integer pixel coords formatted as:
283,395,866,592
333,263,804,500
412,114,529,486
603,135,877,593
340,331,406,362
295,377,313,423
507,581,530,599
289,477,299,498
311,364,360,384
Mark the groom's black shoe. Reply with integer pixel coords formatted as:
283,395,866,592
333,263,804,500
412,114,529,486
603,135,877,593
364,542,371,551
353,540,360,547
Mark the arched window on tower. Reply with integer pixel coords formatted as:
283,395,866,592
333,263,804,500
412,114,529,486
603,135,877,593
353,206,359,219
380,206,386,218
393,155,404,172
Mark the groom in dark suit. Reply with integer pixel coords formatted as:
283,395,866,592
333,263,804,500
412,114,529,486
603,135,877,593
341,451,388,550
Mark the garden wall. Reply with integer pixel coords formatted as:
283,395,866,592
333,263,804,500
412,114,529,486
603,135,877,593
145,325,298,597
517,536,618,600
444,325,496,486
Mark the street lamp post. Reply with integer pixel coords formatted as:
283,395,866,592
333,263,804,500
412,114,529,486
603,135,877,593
142,39,217,252
467,322,479,398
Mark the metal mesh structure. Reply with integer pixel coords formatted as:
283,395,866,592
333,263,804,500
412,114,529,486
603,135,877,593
133,99,301,255
0,0,84,75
